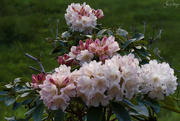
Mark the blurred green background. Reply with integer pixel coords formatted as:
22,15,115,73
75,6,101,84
0,0,180,120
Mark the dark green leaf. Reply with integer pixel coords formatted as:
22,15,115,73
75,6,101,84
161,105,180,114
87,106,103,121
0,96,8,103
50,47,66,55
47,111,57,121
33,103,44,121
23,99,32,105
20,77,31,83
131,33,144,41
16,94,34,103
0,91,9,95
55,109,64,121
140,99,160,113
122,38,136,50
5,97,16,106
123,99,134,107
132,102,149,117
110,101,131,121
25,107,36,118
12,101,23,111
97,29,107,37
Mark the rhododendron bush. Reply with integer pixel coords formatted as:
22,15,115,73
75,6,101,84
1,3,180,121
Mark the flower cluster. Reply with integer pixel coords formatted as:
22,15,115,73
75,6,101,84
68,36,120,65
38,52,177,111
39,65,76,111
65,2,104,34
140,60,178,100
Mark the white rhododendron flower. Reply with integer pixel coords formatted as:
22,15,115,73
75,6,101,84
76,50,94,65
65,3,104,34
140,60,177,100
39,65,76,111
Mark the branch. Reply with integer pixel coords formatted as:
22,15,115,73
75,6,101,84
56,19,59,39
25,53,46,74
143,22,146,35
48,18,56,47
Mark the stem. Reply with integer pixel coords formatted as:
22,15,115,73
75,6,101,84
107,106,113,121
25,53,46,74
111,117,117,121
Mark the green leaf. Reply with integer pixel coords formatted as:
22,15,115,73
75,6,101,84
12,101,23,111
97,29,107,37
131,33,144,41
47,111,57,121
5,84,13,88
87,106,103,121
110,101,131,121
5,97,16,106
25,107,36,119
50,47,66,55
159,96,175,107
0,96,8,103
123,99,134,107
132,102,149,117
122,38,136,50
161,105,180,114
140,99,160,113
21,92,30,98
5,116,16,121
33,103,44,121
0,91,9,95
108,30,114,36
116,28,128,39
55,109,64,121
14,78,21,84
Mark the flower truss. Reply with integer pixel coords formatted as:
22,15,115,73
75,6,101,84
0,2,180,121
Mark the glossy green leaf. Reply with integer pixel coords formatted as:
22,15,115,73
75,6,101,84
21,92,30,98
33,103,44,121
55,109,64,121
161,105,180,114
0,91,9,95
87,106,103,121
123,99,134,107
131,33,144,41
110,101,131,121
140,99,160,113
159,96,175,107
97,29,107,37
5,97,16,106
47,111,57,121
132,102,149,117
5,116,16,121
122,38,136,50
12,101,23,111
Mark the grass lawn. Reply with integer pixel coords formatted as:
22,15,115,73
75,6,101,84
0,0,180,120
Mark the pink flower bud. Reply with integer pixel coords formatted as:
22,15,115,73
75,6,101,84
101,36,107,45
79,40,85,50
103,45,108,52
95,39,101,46
32,74,38,83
